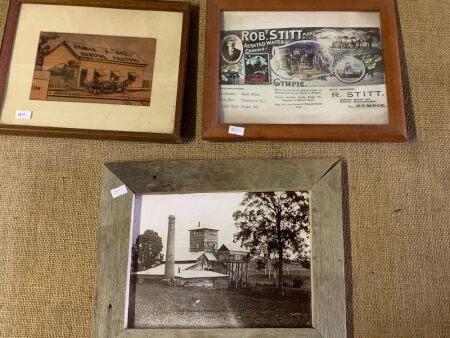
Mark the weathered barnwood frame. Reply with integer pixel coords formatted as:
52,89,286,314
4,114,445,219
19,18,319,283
94,159,348,338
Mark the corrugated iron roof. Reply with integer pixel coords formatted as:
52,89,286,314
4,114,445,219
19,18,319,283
188,227,219,231
203,252,217,261
136,264,228,279
218,243,249,253
136,263,196,275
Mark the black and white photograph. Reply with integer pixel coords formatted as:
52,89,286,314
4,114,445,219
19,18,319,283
244,53,270,84
127,191,311,328
221,35,243,64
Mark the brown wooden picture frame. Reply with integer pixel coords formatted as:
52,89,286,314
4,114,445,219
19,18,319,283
0,0,190,143
95,158,349,338
203,0,406,142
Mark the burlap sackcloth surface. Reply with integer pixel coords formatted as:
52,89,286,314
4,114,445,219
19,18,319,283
0,0,449,337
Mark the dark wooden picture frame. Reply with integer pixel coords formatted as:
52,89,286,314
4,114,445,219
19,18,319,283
95,159,348,338
0,0,190,143
203,0,406,142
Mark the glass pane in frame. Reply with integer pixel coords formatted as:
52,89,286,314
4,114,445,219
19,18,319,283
126,191,312,329
1,3,183,134
219,11,388,125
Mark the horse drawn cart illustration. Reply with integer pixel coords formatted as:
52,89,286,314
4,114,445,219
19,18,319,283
85,79,131,94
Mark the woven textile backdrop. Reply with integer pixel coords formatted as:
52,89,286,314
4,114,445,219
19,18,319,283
0,1,449,337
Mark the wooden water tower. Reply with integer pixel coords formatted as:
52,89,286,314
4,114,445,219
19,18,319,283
189,222,219,252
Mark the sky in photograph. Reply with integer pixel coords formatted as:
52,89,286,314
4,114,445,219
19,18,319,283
135,192,247,258
134,191,311,260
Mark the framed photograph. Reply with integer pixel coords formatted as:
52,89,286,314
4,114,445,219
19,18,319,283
0,0,190,143
95,159,348,338
203,0,406,142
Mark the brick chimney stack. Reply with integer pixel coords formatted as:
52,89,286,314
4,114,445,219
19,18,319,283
164,215,176,280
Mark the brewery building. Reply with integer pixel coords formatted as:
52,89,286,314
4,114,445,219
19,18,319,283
41,41,147,89
136,218,250,289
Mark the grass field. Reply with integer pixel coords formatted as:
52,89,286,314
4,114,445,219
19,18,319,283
129,282,311,329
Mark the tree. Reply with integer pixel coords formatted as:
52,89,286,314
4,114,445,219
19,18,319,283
233,191,310,294
35,33,60,70
133,230,163,272
295,247,311,269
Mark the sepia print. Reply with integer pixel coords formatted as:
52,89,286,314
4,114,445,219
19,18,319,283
30,32,156,106
128,191,311,328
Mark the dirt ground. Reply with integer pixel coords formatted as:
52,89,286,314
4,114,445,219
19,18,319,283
129,281,311,329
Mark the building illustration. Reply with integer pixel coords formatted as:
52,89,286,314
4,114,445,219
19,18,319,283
41,41,148,90
30,32,156,105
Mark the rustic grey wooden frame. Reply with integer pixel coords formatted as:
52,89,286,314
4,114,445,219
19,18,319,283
94,159,348,338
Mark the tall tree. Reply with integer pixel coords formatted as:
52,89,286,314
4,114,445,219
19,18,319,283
233,191,310,294
134,230,163,271
35,33,60,70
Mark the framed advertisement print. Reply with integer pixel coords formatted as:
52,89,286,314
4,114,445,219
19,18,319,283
0,0,190,143
203,0,407,142
95,159,349,338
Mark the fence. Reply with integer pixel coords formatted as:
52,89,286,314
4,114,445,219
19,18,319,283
49,74,77,89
